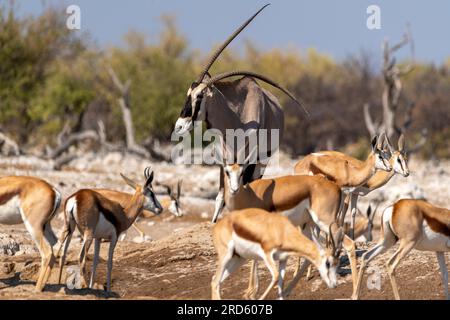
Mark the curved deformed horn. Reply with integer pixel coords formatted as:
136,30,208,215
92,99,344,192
196,4,270,82
205,71,309,116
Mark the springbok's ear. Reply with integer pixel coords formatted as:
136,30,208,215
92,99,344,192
384,134,394,154
366,205,372,218
162,184,172,197
120,173,138,190
371,135,378,151
377,132,386,149
398,134,406,152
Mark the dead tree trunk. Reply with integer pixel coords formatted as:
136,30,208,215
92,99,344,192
364,25,427,152
107,66,150,158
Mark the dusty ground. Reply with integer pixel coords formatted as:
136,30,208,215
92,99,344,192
0,152,449,300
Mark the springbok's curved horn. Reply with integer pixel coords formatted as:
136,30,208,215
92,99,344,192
196,4,270,83
205,71,309,116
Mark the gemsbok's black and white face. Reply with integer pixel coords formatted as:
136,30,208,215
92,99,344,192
174,82,207,135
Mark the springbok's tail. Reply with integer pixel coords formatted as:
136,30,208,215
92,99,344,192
44,188,62,247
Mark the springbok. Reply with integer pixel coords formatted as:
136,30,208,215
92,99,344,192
215,148,357,298
0,176,61,291
173,4,308,223
294,133,392,239
302,204,378,281
314,135,409,240
352,199,450,300
57,167,162,292
94,180,184,240
211,208,339,300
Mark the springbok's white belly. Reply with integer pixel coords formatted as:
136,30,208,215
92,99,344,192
231,232,265,260
283,199,310,227
94,213,117,239
0,196,23,225
415,221,450,252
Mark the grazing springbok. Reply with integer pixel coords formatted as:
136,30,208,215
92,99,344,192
215,147,357,298
57,167,162,292
302,204,378,281
294,133,392,239
352,199,450,300
94,180,184,241
211,208,339,300
0,176,61,291
173,4,308,223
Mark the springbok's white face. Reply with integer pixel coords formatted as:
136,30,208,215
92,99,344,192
224,164,245,195
174,83,208,135
371,135,392,172
391,151,409,177
317,248,338,289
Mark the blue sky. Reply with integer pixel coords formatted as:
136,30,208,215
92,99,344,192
15,0,450,65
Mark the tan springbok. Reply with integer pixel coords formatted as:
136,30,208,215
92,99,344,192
294,133,392,238
94,180,184,240
57,167,162,292
0,176,61,291
352,199,450,300
211,208,339,300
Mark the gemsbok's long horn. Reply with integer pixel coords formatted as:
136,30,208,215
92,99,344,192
196,4,270,83
205,71,310,116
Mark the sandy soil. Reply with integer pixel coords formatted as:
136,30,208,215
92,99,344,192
0,153,449,300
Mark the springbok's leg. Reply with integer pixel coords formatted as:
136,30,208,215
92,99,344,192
106,233,118,292
58,231,73,284
243,260,259,300
78,233,93,289
34,228,55,292
342,235,357,294
132,222,145,239
259,253,279,300
211,247,233,300
212,167,225,223
89,238,101,288
277,260,287,300
349,193,358,240
352,232,396,299
386,240,416,300
212,254,245,300
283,258,311,298
436,252,449,300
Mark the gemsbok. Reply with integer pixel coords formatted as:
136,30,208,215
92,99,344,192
56,167,163,292
294,133,392,239
352,199,450,300
173,4,308,223
0,176,61,291
211,208,339,300
94,180,184,241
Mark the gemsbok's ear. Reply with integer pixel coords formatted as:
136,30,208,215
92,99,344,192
120,173,139,190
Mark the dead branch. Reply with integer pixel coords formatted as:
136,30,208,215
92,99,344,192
47,130,99,159
0,132,20,156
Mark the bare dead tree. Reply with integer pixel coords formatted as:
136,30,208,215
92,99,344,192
106,66,150,158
